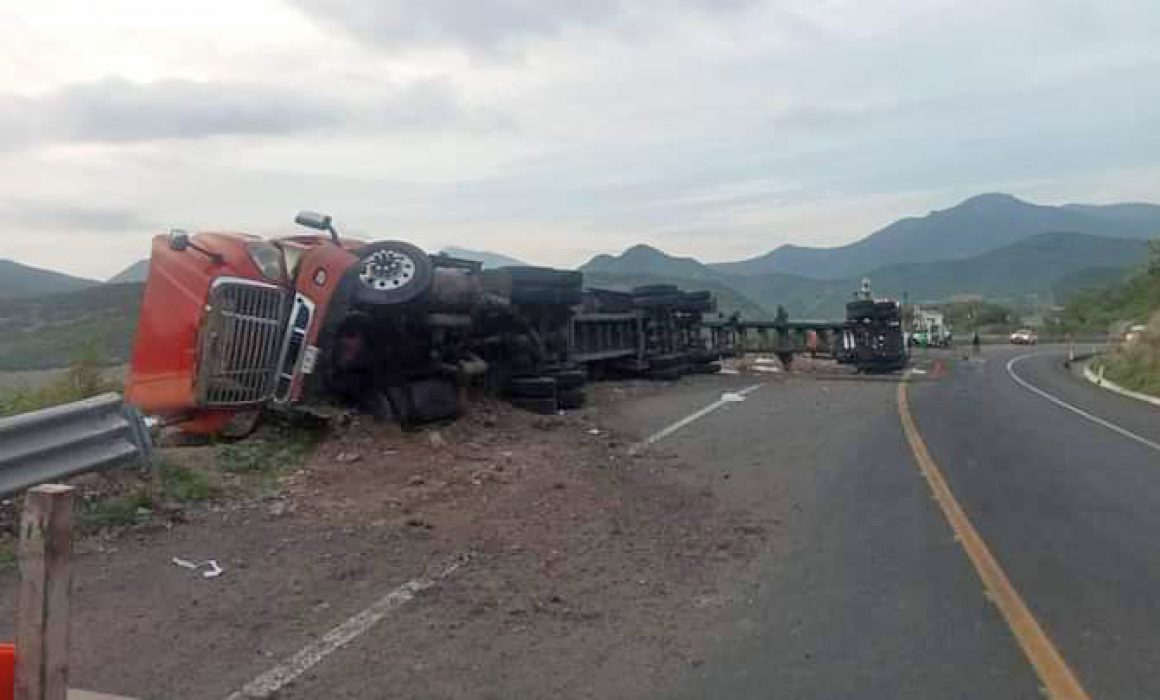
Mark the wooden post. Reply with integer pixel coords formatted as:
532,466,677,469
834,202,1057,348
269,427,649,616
15,484,74,700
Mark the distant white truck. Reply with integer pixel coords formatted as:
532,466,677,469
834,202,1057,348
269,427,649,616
910,308,952,348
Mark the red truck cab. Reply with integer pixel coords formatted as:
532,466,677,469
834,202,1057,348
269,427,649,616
126,212,436,434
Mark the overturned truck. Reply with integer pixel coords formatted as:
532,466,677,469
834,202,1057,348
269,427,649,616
126,212,723,436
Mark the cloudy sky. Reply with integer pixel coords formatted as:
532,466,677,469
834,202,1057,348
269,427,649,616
1,0,1157,279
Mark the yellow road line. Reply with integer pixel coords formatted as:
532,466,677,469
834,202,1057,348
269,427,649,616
897,381,1091,700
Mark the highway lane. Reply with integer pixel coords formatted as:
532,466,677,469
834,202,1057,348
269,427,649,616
624,374,1041,699
621,347,1160,699
910,346,1160,699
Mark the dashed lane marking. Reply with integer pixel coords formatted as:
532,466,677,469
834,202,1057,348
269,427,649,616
225,557,463,699
631,383,764,453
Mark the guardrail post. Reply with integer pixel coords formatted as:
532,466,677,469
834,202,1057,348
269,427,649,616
15,484,74,700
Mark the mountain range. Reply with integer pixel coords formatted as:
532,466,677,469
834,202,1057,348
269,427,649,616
707,193,1160,279
1,192,1157,349
0,260,98,298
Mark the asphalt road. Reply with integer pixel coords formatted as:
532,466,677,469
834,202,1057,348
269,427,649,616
621,346,1160,699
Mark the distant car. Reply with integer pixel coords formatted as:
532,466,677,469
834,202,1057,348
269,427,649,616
1124,324,1147,344
1010,329,1038,345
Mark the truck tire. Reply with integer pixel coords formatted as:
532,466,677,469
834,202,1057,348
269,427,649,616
551,368,587,390
510,397,559,415
508,285,583,306
689,361,721,374
648,366,682,381
557,388,585,409
389,378,460,428
349,241,434,306
508,376,557,399
633,293,682,308
632,284,679,296
648,353,687,371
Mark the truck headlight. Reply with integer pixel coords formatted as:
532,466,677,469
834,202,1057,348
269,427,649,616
247,242,286,282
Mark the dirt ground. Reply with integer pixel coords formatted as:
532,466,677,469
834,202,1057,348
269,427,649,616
0,378,775,700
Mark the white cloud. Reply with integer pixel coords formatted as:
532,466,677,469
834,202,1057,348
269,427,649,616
0,0,1158,278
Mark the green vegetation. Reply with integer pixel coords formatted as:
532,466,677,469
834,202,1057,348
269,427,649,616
1058,242,1160,336
0,282,142,371
216,430,319,475
1101,335,1160,397
0,340,121,417
74,457,228,533
156,460,223,502
77,488,155,532
1062,242,1160,396
0,540,16,571
62,429,319,536
938,300,1018,334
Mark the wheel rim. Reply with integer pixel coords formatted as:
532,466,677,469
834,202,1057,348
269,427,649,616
358,249,417,291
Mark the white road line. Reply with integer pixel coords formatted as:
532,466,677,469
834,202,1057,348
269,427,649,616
1006,353,1160,454
631,383,764,453
225,559,463,699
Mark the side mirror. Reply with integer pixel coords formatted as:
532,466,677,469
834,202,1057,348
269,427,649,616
294,210,340,245
294,211,332,232
168,229,191,252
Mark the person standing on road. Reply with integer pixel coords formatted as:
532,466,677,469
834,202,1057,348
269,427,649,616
972,331,981,357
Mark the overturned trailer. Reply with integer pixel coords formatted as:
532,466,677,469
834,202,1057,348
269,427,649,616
569,285,721,378
835,298,907,373
125,213,725,436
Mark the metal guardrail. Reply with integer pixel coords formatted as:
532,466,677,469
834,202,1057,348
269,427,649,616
0,393,153,496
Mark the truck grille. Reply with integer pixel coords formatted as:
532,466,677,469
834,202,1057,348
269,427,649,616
274,294,315,402
198,279,289,406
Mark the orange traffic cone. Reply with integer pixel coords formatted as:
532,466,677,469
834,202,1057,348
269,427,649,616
0,643,13,700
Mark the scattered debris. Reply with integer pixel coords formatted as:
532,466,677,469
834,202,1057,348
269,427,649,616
267,501,293,518
719,368,740,375
335,452,362,464
587,428,602,436
172,557,224,578
720,392,747,403
427,431,448,449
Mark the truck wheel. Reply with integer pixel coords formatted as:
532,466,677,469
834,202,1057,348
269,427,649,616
349,241,433,306
508,376,557,399
510,397,559,415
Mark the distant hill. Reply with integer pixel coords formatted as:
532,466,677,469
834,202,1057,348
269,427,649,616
713,193,1160,280
108,259,149,284
440,247,528,269
581,244,718,280
0,260,98,298
0,283,144,371
860,232,1149,305
584,232,1152,318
